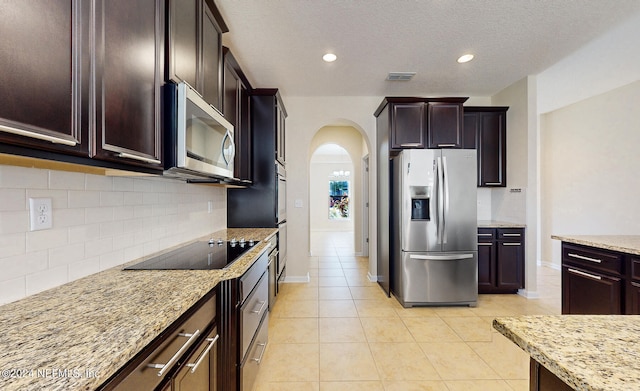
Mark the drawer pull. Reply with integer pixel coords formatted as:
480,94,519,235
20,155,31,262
437,143,457,148
478,243,493,246
251,300,267,314
187,334,219,374
251,342,267,364
477,233,493,237
147,329,201,376
485,182,503,185
568,253,602,264
567,268,602,281
400,143,422,147
502,233,521,237
502,243,522,246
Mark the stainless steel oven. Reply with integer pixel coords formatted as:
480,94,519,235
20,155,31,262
276,163,286,223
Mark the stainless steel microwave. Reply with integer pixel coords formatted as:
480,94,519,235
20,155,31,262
164,82,235,180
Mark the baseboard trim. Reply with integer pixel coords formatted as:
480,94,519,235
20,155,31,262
367,271,377,282
518,289,540,299
283,273,310,283
538,260,561,270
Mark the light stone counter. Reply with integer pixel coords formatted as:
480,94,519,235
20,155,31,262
0,227,277,391
551,235,640,256
478,220,526,228
494,315,640,391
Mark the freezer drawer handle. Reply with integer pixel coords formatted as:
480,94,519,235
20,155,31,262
186,334,220,374
251,342,267,364
567,268,602,281
251,300,267,314
147,329,201,376
568,253,602,264
409,254,473,261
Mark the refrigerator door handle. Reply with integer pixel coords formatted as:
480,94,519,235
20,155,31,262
409,254,474,261
436,157,444,244
442,156,449,244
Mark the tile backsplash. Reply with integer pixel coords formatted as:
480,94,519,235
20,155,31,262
0,165,226,305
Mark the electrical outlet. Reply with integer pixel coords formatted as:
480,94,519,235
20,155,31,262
29,198,53,231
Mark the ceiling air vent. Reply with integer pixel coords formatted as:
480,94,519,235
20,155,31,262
387,72,416,81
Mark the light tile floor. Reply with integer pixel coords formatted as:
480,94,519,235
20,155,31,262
254,231,561,391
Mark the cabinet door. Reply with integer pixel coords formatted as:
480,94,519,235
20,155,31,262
627,281,640,315
562,266,622,314
201,3,222,110
391,103,425,149
174,327,218,391
478,241,496,293
168,0,198,88
462,112,478,149
92,0,163,169
427,102,463,148
477,111,506,186
0,0,89,155
497,241,524,291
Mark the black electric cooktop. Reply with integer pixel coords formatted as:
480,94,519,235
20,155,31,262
124,239,256,270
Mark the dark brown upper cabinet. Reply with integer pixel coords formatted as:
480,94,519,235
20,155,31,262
223,47,253,181
167,0,228,112
91,0,164,170
463,107,509,187
374,97,468,153
0,0,164,174
0,0,90,157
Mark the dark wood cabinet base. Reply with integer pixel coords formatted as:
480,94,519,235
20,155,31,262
530,359,573,391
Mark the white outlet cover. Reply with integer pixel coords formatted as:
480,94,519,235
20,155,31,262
29,198,53,231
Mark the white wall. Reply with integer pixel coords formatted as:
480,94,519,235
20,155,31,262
540,80,640,266
0,165,226,305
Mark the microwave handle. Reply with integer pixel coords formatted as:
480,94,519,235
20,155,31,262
221,130,236,167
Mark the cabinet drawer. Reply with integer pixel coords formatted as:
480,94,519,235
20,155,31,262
240,273,268,359
562,265,622,314
562,243,622,275
497,228,524,241
477,228,495,242
241,315,268,391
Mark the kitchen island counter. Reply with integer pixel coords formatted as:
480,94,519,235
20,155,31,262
551,234,640,256
493,315,640,391
0,227,276,391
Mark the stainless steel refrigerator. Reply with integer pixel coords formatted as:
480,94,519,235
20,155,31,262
391,149,478,307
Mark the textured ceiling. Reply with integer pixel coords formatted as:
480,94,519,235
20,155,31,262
216,0,640,98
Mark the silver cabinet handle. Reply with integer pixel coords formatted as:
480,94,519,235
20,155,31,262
485,182,502,185
187,334,219,374
437,143,456,147
147,329,201,376
477,233,493,237
568,253,602,264
400,143,421,147
251,300,267,314
502,233,521,237
0,123,78,146
117,152,161,165
478,243,493,246
251,342,267,364
502,243,522,246
567,268,602,281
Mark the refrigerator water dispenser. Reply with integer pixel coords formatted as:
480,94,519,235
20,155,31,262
409,186,430,220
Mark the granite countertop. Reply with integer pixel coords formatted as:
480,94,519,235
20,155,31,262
0,227,277,391
478,220,526,228
494,315,640,391
552,235,640,256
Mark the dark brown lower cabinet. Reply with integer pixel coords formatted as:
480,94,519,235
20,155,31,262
561,242,624,314
478,228,525,294
530,360,573,391
174,327,218,391
626,256,640,314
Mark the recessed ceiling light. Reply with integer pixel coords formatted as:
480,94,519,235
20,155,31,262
323,53,337,62
457,54,474,63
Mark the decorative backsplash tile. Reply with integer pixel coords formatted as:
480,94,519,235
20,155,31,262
0,164,227,305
